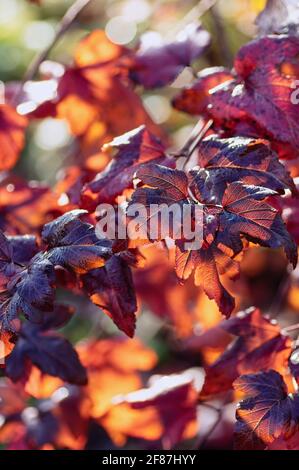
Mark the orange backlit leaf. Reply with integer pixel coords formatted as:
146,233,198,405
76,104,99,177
102,370,200,449
0,105,27,171
77,338,157,418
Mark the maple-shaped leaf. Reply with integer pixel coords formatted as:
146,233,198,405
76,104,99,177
128,164,189,231
6,319,87,385
133,163,189,203
234,370,299,450
130,163,296,315
194,135,295,198
0,105,27,171
81,126,172,209
172,66,233,115
218,182,297,266
133,166,296,261
82,254,137,337
42,209,111,273
206,35,299,158
102,370,200,448
129,23,210,88
1,209,113,333
200,308,292,398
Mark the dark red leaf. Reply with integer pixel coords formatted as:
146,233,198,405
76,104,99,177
42,209,112,273
129,23,210,88
6,324,87,386
172,66,233,115
39,304,74,331
135,163,189,202
7,235,38,265
81,126,172,209
0,255,55,330
194,135,295,197
219,182,297,267
200,308,292,398
207,35,299,158
234,370,299,450
82,254,137,337
0,231,38,290
130,162,296,314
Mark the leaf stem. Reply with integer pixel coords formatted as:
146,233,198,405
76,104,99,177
177,118,213,170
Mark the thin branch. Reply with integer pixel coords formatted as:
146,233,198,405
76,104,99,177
13,0,92,104
187,118,213,157
180,120,206,157
175,118,213,170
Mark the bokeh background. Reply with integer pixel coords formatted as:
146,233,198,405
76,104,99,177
0,0,265,185
3,0,299,451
